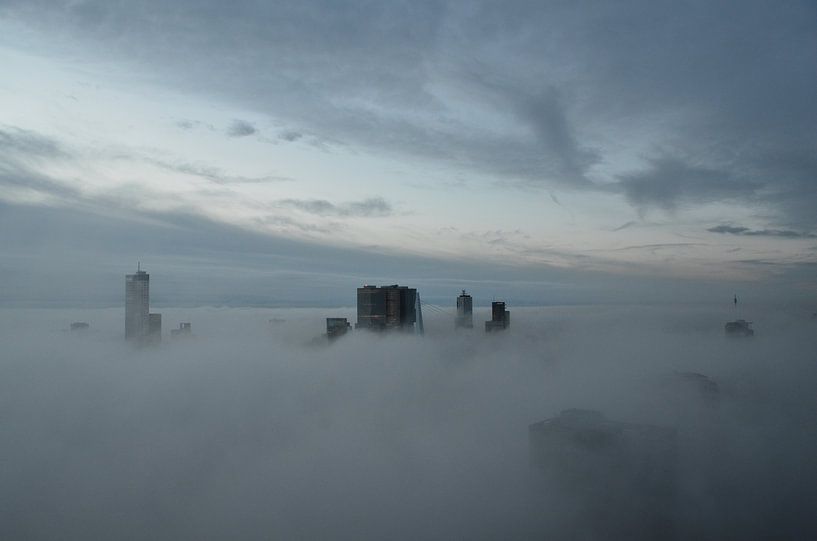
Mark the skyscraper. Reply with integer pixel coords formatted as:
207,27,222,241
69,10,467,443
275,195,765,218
456,290,473,328
125,265,150,342
326,317,351,340
356,285,417,331
485,301,510,332
125,264,162,344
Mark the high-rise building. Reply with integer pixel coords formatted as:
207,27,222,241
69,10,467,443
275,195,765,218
125,265,150,342
148,313,162,344
326,317,351,340
125,264,162,345
356,285,417,331
485,301,510,332
456,290,473,328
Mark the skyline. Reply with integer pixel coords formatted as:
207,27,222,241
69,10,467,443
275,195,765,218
1,1,816,306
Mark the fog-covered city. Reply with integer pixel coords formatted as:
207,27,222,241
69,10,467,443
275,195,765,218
2,0,817,539
2,302,816,539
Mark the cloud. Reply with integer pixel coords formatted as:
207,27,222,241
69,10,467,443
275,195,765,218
514,87,599,185
612,221,637,232
151,160,292,185
279,130,303,142
707,225,816,239
617,158,760,211
0,126,67,162
0,127,79,200
278,197,392,218
2,0,815,226
226,119,257,138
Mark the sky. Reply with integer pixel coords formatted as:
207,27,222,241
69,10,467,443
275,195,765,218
1,1,816,306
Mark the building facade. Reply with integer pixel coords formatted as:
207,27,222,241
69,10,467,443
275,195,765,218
456,290,473,328
125,267,150,342
485,301,510,332
326,317,351,340
148,313,162,344
356,285,417,331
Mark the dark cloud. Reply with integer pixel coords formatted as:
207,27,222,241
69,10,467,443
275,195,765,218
226,119,257,138
0,126,67,161
707,225,749,235
618,158,761,211
513,87,599,185
278,130,303,142
0,127,78,199
0,162,81,201
708,225,816,239
5,0,813,219
2,1,815,229
278,197,392,217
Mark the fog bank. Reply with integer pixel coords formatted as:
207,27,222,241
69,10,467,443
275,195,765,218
1,304,816,540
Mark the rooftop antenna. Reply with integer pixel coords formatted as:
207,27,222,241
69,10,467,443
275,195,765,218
138,261,141,272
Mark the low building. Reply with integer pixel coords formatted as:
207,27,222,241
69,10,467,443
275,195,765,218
725,319,754,336
170,322,192,338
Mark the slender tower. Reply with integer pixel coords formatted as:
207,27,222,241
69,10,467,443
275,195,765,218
125,264,150,342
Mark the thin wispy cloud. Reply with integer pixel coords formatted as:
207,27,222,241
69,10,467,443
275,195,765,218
278,197,392,218
151,160,293,185
707,225,817,239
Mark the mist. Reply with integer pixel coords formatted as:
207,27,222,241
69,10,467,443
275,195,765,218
1,303,815,540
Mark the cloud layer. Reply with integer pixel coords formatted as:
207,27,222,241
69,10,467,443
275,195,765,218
2,0,815,226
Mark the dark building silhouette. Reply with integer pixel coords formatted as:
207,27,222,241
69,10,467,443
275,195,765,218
326,317,351,340
485,301,510,332
356,285,417,331
529,409,677,539
724,319,754,336
456,290,473,329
